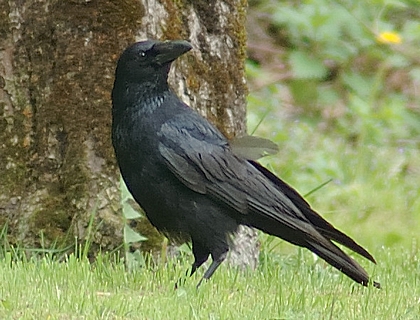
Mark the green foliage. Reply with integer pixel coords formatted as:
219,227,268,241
251,0,420,123
119,176,147,271
289,51,328,79
247,0,420,249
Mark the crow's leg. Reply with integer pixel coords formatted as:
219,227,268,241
196,250,227,288
191,239,210,276
175,239,209,289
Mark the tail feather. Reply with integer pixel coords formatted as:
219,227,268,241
305,239,370,286
316,227,376,264
249,160,376,263
248,160,379,287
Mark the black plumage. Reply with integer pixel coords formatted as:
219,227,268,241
111,39,379,288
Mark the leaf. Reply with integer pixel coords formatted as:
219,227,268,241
125,249,145,271
289,50,328,79
124,225,147,244
342,72,372,98
122,202,142,219
231,135,279,160
120,176,134,202
120,175,142,219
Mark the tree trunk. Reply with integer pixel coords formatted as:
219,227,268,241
0,0,140,253
0,0,257,269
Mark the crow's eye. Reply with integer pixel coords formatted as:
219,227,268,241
139,51,146,57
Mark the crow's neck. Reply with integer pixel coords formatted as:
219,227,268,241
137,82,169,111
112,69,172,119
119,78,169,115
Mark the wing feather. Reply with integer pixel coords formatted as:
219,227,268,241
158,117,313,232
157,115,376,283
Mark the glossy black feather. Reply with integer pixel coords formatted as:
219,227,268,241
112,40,379,288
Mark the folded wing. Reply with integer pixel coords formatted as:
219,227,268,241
158,112,376,286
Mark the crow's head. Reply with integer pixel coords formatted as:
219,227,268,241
115,40,192,85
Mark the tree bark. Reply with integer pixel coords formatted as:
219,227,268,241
0,0,141,253
0,0,257,269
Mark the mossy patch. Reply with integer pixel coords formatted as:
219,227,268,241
1,0,248,257
1,0,145,253
30,206,73,248
128,217,164,253
0,1,10,38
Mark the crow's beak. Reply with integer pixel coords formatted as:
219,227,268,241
154,40,192,65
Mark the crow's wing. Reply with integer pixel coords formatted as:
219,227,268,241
158,112,375,265
158,112,379,285
158,113,378,286
159,113,331,238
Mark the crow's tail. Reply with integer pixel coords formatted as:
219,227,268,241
304,236,380,288
248,160,379,288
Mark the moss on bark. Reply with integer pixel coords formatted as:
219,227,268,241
0,0,250,261
0,0,144,253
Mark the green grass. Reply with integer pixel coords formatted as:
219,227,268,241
245,0,420,251
246,84,420,251
2,1,419,317
3,103,418,319
0,246,418,319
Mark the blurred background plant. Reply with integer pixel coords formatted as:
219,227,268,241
246,0,420,250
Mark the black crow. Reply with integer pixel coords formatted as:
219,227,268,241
111,39,379,288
